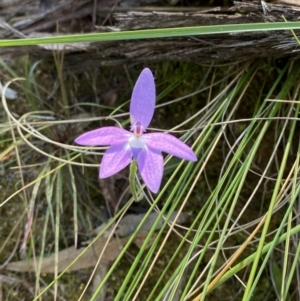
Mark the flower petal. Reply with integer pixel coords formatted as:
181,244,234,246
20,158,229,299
144,133,197,161
137,148,163,193
75,127,130,146
130,68,156,129
100,143,132,178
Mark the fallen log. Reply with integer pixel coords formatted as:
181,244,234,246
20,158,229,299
0,1,300,69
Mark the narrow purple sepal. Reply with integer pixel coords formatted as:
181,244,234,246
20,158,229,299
144,133,197,162
130,68,155,129
75,127,130,146
100,143,132,178
137,148,163,193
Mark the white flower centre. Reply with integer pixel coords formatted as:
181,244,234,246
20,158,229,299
128,136,145,149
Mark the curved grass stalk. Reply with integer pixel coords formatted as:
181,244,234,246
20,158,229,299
242,63,300,301
187,62,299,301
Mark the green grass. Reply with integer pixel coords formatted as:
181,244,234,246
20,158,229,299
1,20,300,301
0,22,300,46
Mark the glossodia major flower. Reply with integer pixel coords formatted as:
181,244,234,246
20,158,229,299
75,68,197,193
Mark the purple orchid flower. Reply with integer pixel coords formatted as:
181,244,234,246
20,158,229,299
75,68,197,193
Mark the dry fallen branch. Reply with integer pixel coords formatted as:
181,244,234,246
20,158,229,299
4,211,187,273
1,1,300,68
